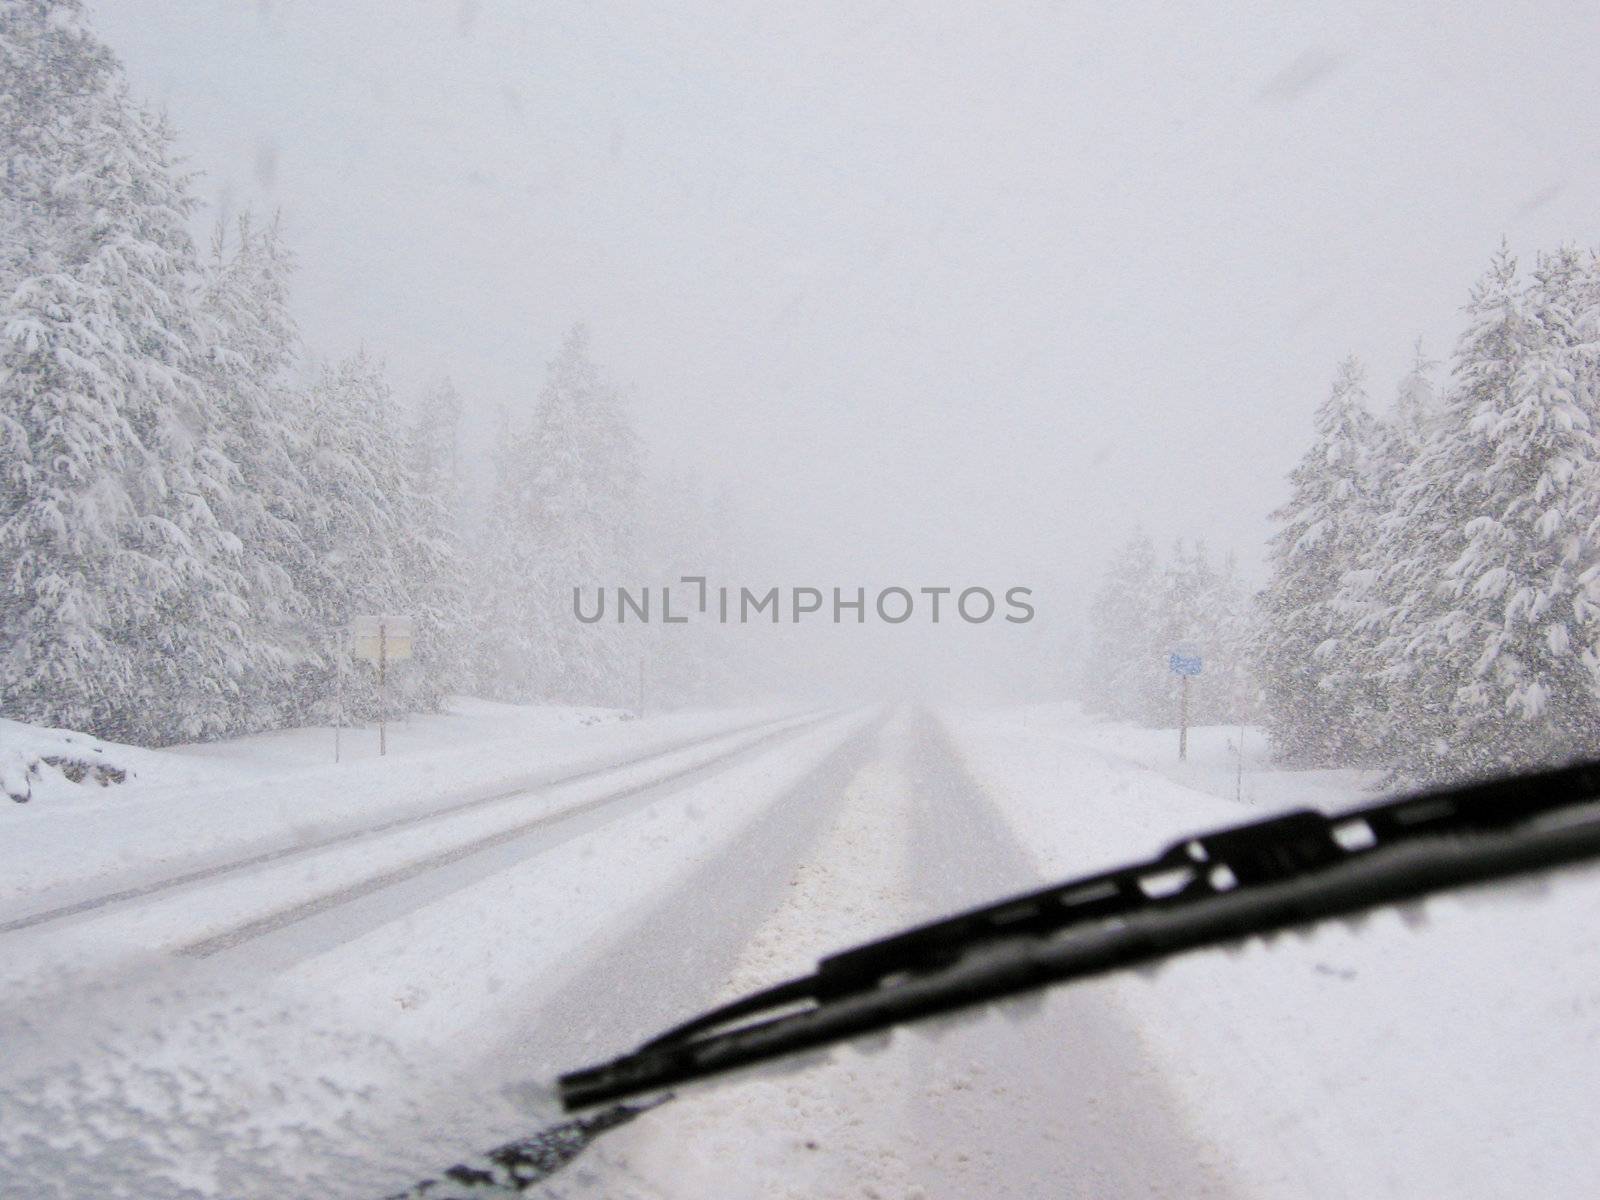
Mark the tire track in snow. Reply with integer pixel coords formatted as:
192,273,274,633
502,710,891,1083
903,710,1241,1199
173,709,852,960
0,709,825,936
530,711,928,1200
0,715,880,1200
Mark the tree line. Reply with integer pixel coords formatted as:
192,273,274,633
0,0,654,745
1258,244,1600,783
1083,242,1600,786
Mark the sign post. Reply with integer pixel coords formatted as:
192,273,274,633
335,628,344,764
351,614,414,757
1168,644,1203,761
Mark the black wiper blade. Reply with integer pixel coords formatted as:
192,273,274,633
383,1098,667,1199
559,758,1600,1111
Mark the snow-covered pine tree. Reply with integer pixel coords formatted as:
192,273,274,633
1255,357,1382,765
1382,246,1600,781
399,376,468,709
1157,538,1255,727
0,0,252,743
517,324,642,706
1197,549,1255,725
285,351,410,723
470,403,543,701
196,212,310,730
1156,538,1207,723
1322,400,1410,762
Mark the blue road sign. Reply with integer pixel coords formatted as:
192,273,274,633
1169,652,1203,676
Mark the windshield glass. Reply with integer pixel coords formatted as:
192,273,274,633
3,3,1599,1198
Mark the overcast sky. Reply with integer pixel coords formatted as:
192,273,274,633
89,0,1600,694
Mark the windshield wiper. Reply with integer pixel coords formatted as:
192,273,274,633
558,758,1600,1111
390,758,1600,1196
384,1097,667,1199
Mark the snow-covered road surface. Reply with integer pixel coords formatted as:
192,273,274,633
5,701,1599,1199
0,710,841,981
0,703,807,904
535,711,1234,1199
0,707,875,1198
2,709,820,936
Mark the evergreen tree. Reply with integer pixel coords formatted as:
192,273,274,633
1379,247,1600,781
1393,338,1440,446
1323,402,1411,761
196,212,310,730
1256,357,1382,764
487,325,642,705
1083,536,1255,729
1155,538,1207,723
1195,549,1255,725
286,351,410,723
471,403,543,701
0,0,250,743
400,377,468,708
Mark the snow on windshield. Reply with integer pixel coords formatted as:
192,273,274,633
3,1,1600,1197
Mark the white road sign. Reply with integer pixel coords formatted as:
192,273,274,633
351,614,414,664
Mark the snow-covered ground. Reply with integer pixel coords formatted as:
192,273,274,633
1026,704,1385,815
3,700,1597,1199
0,698,796,902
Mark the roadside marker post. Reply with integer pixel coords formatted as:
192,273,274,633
352,615,415,757
335,628,344,764
1168,644,1203,761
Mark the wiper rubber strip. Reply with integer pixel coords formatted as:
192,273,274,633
559,759,1600,1111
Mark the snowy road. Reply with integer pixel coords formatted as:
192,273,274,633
7,702,1597,1199
538,711,1233,1199
0,708,879,1198
0,708,825,938
0,709,853,1008
3,705,1231,1200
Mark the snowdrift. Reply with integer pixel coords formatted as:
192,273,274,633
0,719,136,804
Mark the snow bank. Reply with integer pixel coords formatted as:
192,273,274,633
0,719,143,804
1045,708,1384,814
